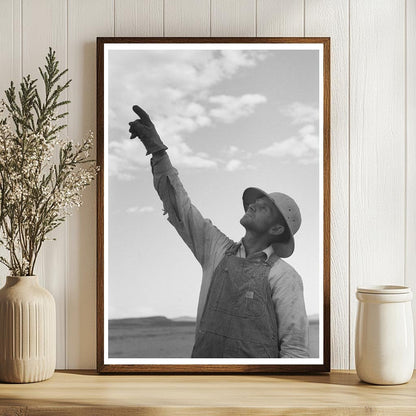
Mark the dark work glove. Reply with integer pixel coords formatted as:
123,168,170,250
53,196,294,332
128,105,168,155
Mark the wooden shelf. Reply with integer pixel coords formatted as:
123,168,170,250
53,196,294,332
0,370,415,415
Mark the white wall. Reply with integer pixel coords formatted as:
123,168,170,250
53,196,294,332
0,0,414,370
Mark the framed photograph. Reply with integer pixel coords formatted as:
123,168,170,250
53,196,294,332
97,37,330,373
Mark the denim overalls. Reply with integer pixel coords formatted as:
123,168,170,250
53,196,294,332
191,243,280,358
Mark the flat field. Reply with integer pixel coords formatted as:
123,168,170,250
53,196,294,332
109,316,319,358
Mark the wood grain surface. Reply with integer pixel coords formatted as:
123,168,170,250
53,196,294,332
21,0,68,370
305,0,350,371
0,371,415,415
406,0,416,366
67,0,114,370
257,0,304,37
165,0,210,37
115,0,163,37
349,0,406,369
211,0,256,37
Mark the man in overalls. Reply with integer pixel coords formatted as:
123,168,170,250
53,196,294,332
129,105,309,358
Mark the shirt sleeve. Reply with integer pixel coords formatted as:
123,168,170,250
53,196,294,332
151,152,231,268
269,263,310,358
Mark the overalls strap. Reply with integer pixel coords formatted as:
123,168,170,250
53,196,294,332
192,245,279,358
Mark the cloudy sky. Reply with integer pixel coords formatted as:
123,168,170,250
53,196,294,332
106,45,321,320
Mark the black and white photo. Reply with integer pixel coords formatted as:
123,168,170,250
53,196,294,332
97,38,330,373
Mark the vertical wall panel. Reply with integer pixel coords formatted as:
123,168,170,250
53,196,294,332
0,0,21,287
22,0,68,369
350,0,406,369
257,0,303,36
67,0,114,369
0,0,13,100
211,0,256,36
0,0,21,99
305,0,350,369
406,0,416,365
115,0,163,37
165,0,210,36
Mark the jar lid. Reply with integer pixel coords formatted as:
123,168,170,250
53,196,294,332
357,285,411,294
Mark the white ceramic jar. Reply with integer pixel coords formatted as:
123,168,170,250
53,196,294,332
355,285,414,385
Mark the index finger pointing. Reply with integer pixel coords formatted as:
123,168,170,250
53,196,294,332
132,105,151,123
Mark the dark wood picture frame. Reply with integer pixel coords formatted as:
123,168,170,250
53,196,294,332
97,37,330,374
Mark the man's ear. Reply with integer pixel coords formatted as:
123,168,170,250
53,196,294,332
269,224,285,237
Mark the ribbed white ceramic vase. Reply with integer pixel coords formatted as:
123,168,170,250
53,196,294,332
355,285,414,385
0,276,56,383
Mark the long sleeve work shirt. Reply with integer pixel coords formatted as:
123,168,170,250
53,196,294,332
151,152,309,358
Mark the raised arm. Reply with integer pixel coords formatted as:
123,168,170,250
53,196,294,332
129,105,232,267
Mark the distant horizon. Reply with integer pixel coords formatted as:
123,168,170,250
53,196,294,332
108,313,320,322
109,315,196,322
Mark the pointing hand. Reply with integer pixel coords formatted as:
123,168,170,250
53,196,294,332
128,105,168,155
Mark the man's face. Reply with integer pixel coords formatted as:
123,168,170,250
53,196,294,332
240,196,282,235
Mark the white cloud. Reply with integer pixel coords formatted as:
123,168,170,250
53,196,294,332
168,141,218,169
281,102,319,125
109,135,218,180
108,49,266,180
221,145,255,171
259,137,309,158
298,156,319,165
139,206,155,213
209,94,267,123
126,206,155,214
298,124,315,135
108,139,148,181
258,123,319,164
225,159,243,172
222,145,252,159
299,123,319,150
227,145,239,155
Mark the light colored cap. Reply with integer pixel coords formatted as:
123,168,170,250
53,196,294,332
242,187,301,258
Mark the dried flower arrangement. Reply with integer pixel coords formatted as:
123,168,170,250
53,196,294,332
0,48,97,276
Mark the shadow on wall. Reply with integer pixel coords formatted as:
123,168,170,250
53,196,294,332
108,316,319,358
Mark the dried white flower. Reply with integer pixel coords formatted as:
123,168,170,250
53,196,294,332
0,49,98,276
